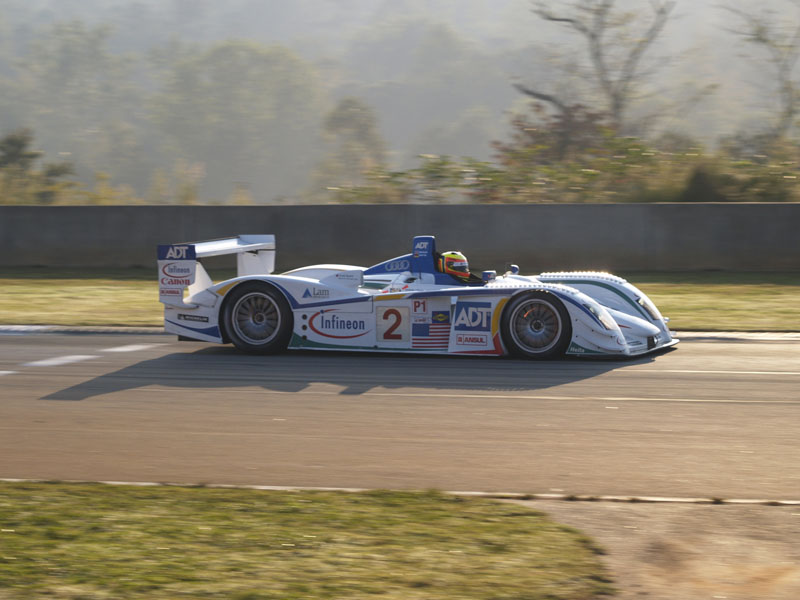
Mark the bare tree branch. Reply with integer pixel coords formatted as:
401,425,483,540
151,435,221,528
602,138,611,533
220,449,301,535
513,83,570,114
522,0,674,133
533,1,590,35
724,2,800,139
512,83,584,159
616,2,675,104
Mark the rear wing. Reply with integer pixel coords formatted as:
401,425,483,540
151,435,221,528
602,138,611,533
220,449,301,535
157,235,275,307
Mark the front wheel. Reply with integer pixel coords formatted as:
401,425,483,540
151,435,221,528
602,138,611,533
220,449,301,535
222,282,293,354
501,291,572,359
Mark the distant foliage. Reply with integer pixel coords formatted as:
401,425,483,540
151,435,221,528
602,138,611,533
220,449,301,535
317,105,800,204
4,108,800,205
1,2,800,204
0,129,76,204
308,98,388,201
150,40,325,202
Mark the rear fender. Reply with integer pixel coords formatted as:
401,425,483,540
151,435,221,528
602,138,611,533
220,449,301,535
215,278,292,344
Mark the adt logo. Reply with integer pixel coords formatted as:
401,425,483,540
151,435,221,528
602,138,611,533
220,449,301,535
166,246,189,259
158,244,195,260
453,301,492,331
413,238,432,258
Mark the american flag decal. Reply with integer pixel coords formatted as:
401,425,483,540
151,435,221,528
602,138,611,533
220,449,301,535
412,311,451,349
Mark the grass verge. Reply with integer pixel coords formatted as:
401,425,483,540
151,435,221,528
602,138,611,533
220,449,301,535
0,482,613,599
0,268,798,331
623,272,800,331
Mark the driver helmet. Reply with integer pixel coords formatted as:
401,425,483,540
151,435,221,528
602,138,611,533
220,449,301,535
439,250,470,280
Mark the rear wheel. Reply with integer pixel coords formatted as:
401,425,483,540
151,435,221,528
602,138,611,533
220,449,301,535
223,282,292,354
501,291,572,359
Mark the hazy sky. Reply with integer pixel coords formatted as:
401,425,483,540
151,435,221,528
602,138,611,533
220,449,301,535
1,0,796,199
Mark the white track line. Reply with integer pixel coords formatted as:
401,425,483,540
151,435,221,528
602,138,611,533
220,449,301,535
1,478,798,506
624,368,800,376
361,392,796,405
101,344,161,353
23,355,98,367
117,387,799,405
0,370,17,376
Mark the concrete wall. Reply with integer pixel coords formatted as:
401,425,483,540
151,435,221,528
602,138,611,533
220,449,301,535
1,204,799,271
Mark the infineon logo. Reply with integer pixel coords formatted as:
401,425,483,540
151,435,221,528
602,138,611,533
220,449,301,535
453,301,492,332
160,262,193,286
162,262,192,277
309,310,369,339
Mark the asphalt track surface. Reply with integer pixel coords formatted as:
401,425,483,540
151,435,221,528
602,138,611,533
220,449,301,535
1,332,799,501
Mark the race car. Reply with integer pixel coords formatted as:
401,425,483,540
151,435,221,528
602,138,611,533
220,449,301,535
157,234,678,358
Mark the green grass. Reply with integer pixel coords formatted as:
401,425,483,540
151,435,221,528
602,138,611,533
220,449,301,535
0,268,798,331
624,272,800,331
0,482,613,599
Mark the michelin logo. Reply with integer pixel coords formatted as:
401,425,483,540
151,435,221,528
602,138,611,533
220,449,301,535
178,313,209,323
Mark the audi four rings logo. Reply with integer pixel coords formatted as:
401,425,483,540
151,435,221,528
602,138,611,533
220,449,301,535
385,259,410,272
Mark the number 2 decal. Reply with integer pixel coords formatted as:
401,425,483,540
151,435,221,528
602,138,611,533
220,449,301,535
382,308,402,340
377,306,409,344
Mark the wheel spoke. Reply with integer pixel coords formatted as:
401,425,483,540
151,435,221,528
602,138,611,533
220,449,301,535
232,292,281,345
511,299,562,353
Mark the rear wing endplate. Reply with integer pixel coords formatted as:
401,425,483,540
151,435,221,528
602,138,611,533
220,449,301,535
157,235,276,307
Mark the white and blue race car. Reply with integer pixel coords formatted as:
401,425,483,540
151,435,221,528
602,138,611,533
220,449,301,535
158,234,678,358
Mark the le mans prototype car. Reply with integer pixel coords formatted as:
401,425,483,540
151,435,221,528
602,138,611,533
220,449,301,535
158,235,678,358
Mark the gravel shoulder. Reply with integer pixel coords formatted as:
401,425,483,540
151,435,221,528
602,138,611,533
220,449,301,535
511,500,800,600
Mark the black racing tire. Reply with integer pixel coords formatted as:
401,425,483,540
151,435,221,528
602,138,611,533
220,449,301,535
501,291,572,359
222,282,293,354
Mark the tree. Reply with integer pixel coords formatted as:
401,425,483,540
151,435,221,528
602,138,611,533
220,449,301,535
725,1,800,142
516,0,675,134
494,103,610,164
343,19,517,165
13,21,150,190
0,129,74,204
150,40,325,202
309,97,387,199
0,129,41,171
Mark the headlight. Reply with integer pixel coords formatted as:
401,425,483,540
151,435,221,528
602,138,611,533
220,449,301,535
636,296,661,321
583,303,616,330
